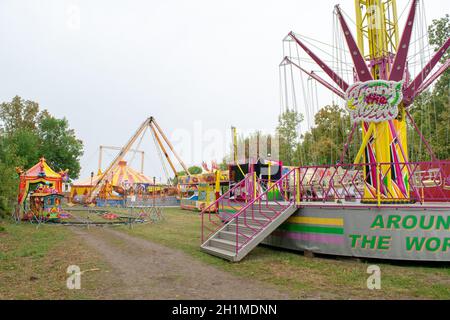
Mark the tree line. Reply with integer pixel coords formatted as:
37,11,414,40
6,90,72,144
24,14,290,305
0,96,83,217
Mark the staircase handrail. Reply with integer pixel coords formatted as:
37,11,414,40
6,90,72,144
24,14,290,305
201,168,298,255
201,174,252,243
230,169,298,252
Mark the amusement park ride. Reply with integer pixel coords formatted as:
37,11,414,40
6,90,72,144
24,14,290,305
86,116,191,204
86,117,229,210
201,0,450,262
15,157,69,222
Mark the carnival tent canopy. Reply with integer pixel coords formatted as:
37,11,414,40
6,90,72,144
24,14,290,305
24,157,62,179
17,157,65,205
108,160,152,185
72,161,152,188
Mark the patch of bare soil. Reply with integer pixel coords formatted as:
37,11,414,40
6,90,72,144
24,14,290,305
71,227,292,300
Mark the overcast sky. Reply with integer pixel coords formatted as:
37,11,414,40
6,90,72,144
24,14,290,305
0,0,448,180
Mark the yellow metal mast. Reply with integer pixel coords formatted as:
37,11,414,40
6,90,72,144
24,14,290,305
354,0,410,203
355,0,399,78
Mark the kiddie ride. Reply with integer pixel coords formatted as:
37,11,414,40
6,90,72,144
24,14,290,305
179,162,230,213
16,157,70,223
200,0,450,262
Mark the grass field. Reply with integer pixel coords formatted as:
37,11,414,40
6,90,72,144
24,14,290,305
1,208,449,300
0,221,113,300
118,208,450,300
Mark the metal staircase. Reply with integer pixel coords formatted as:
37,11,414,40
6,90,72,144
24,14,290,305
200,168,300,262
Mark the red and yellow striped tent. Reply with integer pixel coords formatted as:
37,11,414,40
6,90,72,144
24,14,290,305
104,160,153,186
70,161,152,201
17,157,64,205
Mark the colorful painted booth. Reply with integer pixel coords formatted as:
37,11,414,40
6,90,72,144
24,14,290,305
28,190,65,222
179,170,229,212
17,157,67,209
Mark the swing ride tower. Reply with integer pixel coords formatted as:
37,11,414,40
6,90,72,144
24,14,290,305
354,0,409,203
283,0,449,204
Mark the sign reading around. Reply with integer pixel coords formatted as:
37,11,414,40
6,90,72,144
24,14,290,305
263,207,450,262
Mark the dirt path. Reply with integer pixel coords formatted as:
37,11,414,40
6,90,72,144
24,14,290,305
71,227,291,300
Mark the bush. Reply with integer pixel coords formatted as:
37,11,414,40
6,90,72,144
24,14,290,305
0,161,19,219
0,196,12,219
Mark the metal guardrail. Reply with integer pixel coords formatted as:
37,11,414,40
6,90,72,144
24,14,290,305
297,161,450,204
201,174,253,243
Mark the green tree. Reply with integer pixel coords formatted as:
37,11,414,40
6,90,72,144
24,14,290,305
0,96,84,217
276,109,303,166
219,157,228,170
409,14,450,161
187,166,203,175
0,96,40,133
176,166,203,176
297,105,357,165
5,128,41,168
428,14,449,61
37,114,84,179
0,136,23,217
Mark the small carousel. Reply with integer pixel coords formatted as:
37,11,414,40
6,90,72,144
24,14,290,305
16,157,69,222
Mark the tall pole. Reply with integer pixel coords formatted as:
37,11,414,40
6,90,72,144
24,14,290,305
353,0,411,203
232,126,245,178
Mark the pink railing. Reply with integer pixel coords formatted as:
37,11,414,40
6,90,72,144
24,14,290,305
201,168,300,253
201,174,254,243
297,161,450,204
228,168,299,254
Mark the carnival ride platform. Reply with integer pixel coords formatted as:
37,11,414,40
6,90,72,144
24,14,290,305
201,164,450,262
